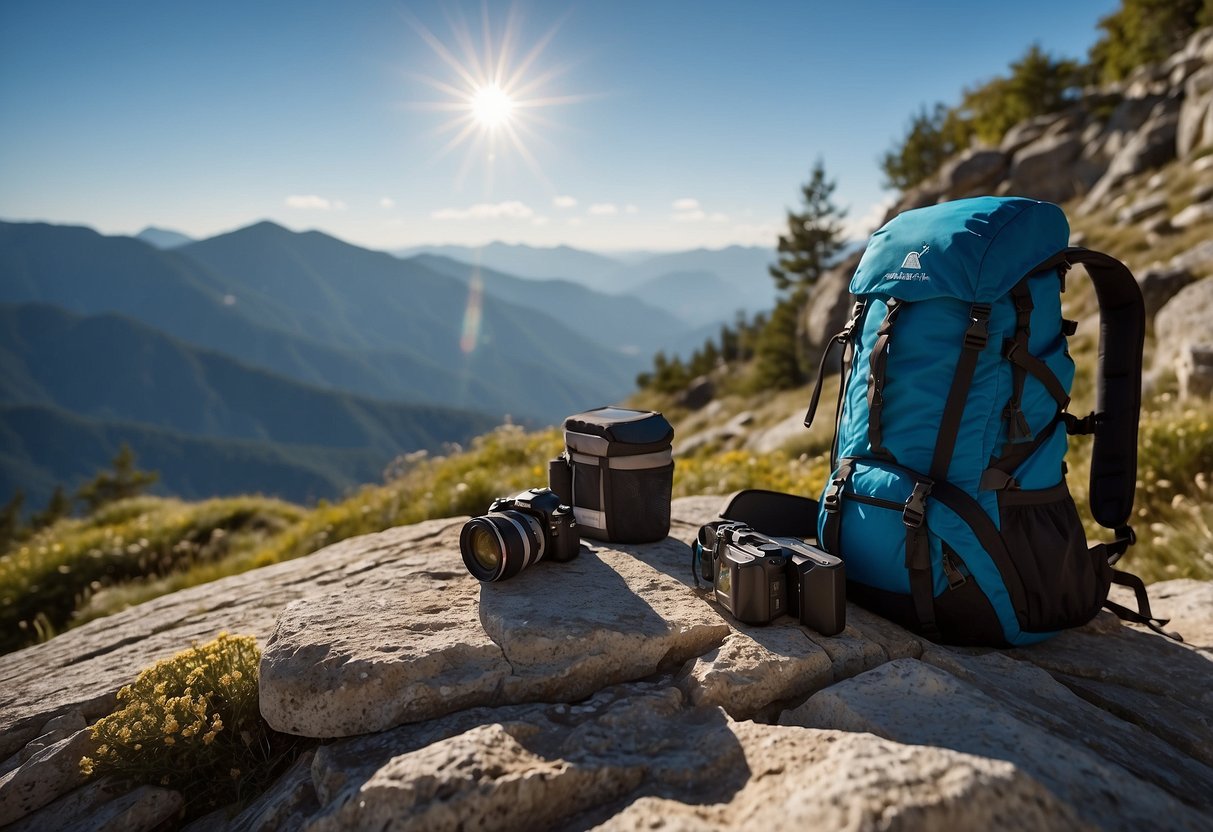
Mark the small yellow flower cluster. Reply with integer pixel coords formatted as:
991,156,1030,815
79,631,264,795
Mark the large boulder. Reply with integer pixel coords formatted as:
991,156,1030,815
1083,98,1181,210
937,147,1008,197
1,498,1211,830
1137,263,1198,321
1006,132,1084,203
1154,278,1213,397
1179,64,1213,157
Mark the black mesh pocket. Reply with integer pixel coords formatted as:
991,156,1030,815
997,482,1111,632
604,462,673,543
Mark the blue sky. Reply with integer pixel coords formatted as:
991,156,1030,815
0,0,1119,252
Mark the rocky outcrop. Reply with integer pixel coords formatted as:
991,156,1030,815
888,28,1213,219
1154,277,1213,399
1,498,1210,830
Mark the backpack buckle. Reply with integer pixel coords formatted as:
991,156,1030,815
902,481,932,529
823,476,846,513
964,304,991,351
1063,411,1101,435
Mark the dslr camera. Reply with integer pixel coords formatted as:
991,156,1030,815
696,522,846,635
460,488,579,582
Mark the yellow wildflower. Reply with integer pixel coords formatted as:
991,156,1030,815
163,716,179,734
203,731,217,745
164,737,175,746
79,756,95,776
134,743,142,751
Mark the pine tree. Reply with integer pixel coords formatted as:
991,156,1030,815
0,491,26,551
76,444,159,513
31,486,72,530
768,160,847,294
751,294,808,390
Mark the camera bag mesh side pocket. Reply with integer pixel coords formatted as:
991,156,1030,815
550,406,674,543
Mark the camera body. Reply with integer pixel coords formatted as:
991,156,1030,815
460,488,578,582
700,522,846,635
487,488,580,564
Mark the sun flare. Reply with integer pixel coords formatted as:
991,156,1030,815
470,84,514,129
405,5,586,187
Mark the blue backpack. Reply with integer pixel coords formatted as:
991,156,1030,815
800,196,1172,646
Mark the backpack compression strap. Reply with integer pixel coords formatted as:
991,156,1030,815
1029,247,1145,531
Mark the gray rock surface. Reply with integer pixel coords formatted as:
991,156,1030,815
1154,278,1213,380
1083,101,1180,209
68,784,183,832
1006,132,1084,203
1137,263,1197,320
0,727,96,826
1180,63,1213,156
781,658,1211,831
1,497,1210,831
1177,344,1213,399
1171,199,1213,228
938,148,1008,197
258,509,732,738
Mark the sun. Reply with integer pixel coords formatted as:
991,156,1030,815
404,5,587,187
470,84,514,129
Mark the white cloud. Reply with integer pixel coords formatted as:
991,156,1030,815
532,215,551,226
672,197,700,212
843,196,896,242
285,194,346,211
380,196,395,209
624,204,639,214
588,202,618,216
566,217,584,227
431,200,535,221
553,195,577,209
730,221,783,247
673,209,705,222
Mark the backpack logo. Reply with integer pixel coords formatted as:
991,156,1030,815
900,244,929,269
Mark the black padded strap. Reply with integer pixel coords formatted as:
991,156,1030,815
867,299,903,461
1104,569,1183,641
1028,248,1144,530
929,303,991,482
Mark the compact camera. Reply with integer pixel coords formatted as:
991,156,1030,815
695,522,846,635
460,488,579,582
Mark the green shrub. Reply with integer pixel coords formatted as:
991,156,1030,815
0,497,303,653
80,633,300,818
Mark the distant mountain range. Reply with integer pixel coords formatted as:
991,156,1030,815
136,226,194,249
396,241,777,325
0,219,783,509
0,220,650,507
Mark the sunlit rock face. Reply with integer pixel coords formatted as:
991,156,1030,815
2,496,1211,831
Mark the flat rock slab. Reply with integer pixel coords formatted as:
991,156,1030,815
301,681,1084,832
259,500,732,737
0,518,477,759
781,658,1211,830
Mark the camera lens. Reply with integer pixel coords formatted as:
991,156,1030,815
460,511,545,582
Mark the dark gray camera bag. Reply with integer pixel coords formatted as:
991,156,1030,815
548,406,674,543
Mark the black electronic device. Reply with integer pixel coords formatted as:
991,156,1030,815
696,521,846,634
460,488,579,582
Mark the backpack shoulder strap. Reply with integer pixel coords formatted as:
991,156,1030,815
1031,246,1145,531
